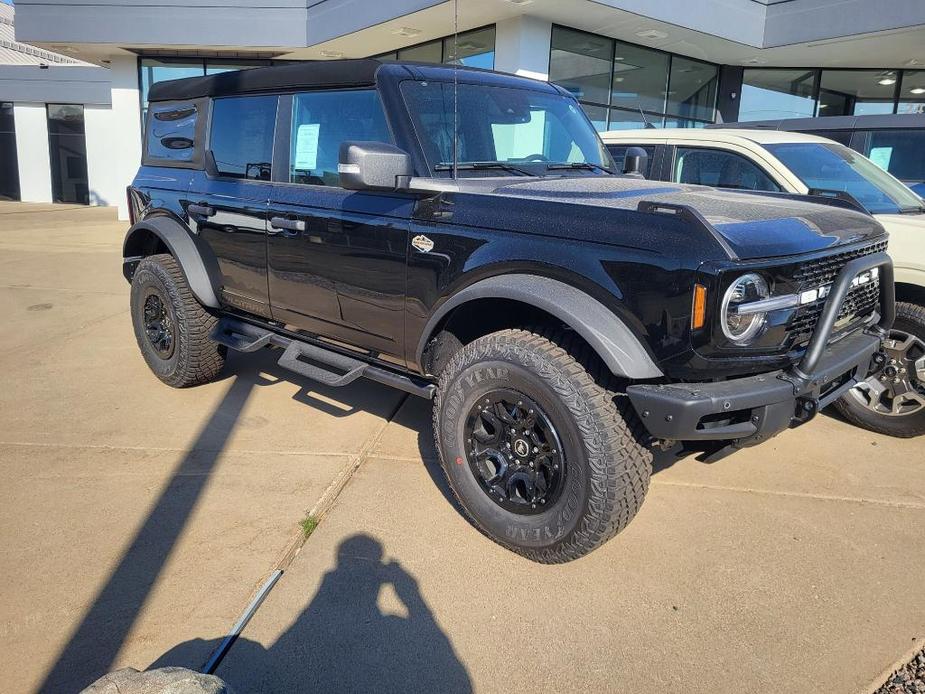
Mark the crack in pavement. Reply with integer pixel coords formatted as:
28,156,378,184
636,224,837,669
651,479,925,510
0,440,365,458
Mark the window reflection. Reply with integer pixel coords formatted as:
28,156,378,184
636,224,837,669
898,71,925,114
610,41,669,113
549,25,717,130
667,57,717,122
549,27,614,105
739,69,816,121
818,70,896,117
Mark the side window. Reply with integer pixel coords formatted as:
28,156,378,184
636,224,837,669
606,144,655,177
209,95,277,180
673,147,780,191
289,90,391,186
146,101,199,162
865,129,925,185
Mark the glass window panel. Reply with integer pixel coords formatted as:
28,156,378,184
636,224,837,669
818,70,896,116
549,26,614,105
397,40,442,63
610,41,669,113
865,129,925,195
47,104,88,204
607,108,654,131
444,26,495,69
210,96,277,180
0,102,20,201
667,57,716,121
140,59,204,107
400,81,610,173
663,117,707,129
673,147,780,191
766,142,923,214
897,70,925,114
739,69,817,121
289,90,392,186
581,104,608,132
146,102,199,162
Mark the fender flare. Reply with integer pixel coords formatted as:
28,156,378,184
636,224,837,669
416,274,663,379
123,217,221,308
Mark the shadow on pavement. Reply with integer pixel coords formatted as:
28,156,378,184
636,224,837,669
152,534,472,694
39,348,400,693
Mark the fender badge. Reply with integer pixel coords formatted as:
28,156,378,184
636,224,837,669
411,234,434,253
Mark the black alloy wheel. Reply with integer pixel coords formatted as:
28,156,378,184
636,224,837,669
464,390,565,515
142,291,175,359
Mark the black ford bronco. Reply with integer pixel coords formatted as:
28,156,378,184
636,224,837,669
124,60,894,563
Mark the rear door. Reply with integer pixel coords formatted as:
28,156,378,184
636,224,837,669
266,88,412,362
188,94,278,318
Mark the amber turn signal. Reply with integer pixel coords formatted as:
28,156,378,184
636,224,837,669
691,284,707,330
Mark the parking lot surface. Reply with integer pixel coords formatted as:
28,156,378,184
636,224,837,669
0,202,923,693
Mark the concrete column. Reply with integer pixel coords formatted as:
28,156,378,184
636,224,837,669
109,55,142,220
493,15,552,82
13,102,52,203
85,105,123,208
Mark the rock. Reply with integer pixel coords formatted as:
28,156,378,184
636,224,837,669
80,667,232,694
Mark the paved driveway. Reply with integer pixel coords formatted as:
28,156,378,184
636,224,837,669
0,202,923,693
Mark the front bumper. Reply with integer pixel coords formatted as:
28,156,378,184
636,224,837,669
627,251,895,446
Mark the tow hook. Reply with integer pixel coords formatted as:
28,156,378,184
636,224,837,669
793,397,819,425
870,350,888,374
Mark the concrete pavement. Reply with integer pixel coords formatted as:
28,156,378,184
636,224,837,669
0,203,405,692
1,202,923,693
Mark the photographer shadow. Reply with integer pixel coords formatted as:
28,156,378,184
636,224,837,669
152,533,472,693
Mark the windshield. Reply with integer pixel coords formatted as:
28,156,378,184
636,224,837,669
400,81,614,177
765,142,925,215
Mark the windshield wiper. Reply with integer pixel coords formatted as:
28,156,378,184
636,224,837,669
434,161,533,176
546,162,614,174
898,204,925,214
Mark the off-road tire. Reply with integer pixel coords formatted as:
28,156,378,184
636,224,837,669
834,301,925,438
433,328,653,563
130,253,226,388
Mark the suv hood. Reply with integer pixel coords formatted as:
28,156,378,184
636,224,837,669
485,177,886,260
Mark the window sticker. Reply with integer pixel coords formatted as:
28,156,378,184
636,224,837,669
868,146,893,171
294,123,320,171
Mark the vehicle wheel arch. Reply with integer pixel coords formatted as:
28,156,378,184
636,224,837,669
123,216,222,309
894,279,925,308
417,274,663,380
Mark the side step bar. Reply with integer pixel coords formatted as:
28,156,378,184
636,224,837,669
210,316,436,399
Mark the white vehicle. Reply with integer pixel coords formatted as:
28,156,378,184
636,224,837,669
602,128,925,437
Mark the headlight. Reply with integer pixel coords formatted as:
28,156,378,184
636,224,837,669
721,273,770,344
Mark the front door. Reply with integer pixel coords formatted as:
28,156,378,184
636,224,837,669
267,89,412,362
188,94,278,318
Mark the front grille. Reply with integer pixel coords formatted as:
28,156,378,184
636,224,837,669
786,240,886,345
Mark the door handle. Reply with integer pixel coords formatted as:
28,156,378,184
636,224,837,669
269,216,306,233
187,203,215,218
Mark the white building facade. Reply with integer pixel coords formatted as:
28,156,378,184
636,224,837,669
3,0,925,218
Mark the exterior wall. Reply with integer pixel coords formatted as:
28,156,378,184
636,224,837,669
108,55,142,220
13,102,52,203
14,0,308,49
0,65,111,105
84,104,123,207
494,16,551,81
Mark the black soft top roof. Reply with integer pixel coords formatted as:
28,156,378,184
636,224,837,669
148,58,384,102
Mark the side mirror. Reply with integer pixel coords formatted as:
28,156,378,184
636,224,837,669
338,141,412,191
622,147,648,177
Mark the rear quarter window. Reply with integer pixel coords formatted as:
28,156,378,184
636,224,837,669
144,100,205,167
